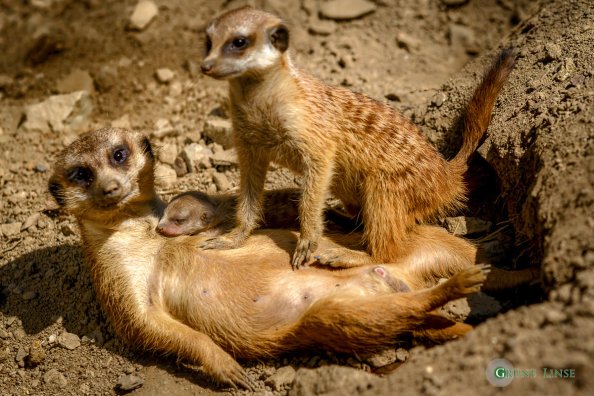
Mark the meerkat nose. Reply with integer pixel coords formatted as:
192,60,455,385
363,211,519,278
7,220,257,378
102,180,122,197
201,60,214,74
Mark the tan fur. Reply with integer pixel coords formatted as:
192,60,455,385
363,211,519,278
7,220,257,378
199,7,516,269
49,128,491,389
157,188,357,237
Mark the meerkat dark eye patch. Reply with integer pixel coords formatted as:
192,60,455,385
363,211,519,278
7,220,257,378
111,145,130,165
67,166,93,186
141,137,154,160
269,24,289,52
204,35,212,54
48,181,65,206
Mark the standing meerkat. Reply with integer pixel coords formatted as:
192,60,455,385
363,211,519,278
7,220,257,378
198,6,516,269
49,127,491,389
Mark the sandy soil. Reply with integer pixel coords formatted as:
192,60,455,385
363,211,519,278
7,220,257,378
0,0,592,395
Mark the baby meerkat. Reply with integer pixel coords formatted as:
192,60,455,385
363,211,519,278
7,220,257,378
49,127,492,389
157,188,359,237
199,6,516,269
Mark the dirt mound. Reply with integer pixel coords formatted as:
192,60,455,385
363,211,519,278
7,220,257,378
0,0,592,395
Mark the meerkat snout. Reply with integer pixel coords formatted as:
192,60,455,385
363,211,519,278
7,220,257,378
101,179,123,198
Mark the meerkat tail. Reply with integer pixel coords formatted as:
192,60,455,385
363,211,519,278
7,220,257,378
450,48,516,169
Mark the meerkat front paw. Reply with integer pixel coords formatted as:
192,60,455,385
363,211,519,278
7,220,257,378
199,229,246,250
314,248,373,268
292,238,318,270
447,264,490,298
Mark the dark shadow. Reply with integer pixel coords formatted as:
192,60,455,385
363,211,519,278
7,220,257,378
0,244,238,392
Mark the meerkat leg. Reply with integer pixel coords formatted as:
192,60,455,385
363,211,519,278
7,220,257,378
290,265,488,351
200,147,270,250
292,153,336,269
314,248,374,268
139,307,254,390
411,314,473,342
483,267,540,291
362,179,413,263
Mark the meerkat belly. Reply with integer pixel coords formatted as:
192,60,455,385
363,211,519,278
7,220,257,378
252,266,410,326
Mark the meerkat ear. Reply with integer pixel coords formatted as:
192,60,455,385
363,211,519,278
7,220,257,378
48,179,65,206
269,24,289,53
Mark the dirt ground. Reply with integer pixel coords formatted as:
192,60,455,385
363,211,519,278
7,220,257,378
0,0,592,395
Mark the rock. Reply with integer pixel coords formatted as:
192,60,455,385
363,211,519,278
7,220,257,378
56,69,95,94
15,347,27,367
203,118,233,149
154,164,177,189
448,24,479,54
21,91,92,134
43,369,67,388
319,0,377,20
181,143,212,172
30,0,53,8
48,334,57,344
155,68,175,84
444,216,491,236
366,349,397,368
308,19,337,36
555,58,576,82
111,114,131,129
211,148,238,167
431,92,448,107
290,366,377,395
57,332,81,350
22,291,37,300
545,309,567,324
0,347,9,362
1,222,22,237
169,81,182,96
544,42,562,60
34,163,47,172
173,156,188,177
441,0,469,5
158,143,178,165
152,118,176,138
129,0,158,31
396,32,421,52
27,340,46,366
395,348,409,362
60,222,76,236
265,366,296,391
117,374,144,391
21,213,40,231
212,172,230,192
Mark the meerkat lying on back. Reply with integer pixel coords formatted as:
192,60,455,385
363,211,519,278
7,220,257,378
49,127,492,389
157,188,359,237
198,6,516,269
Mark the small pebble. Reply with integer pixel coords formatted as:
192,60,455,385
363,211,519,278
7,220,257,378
117,374,144,391
58,332,81,350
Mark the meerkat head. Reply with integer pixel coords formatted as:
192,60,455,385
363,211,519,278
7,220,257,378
201,6,289,80
48,127,156,222
157,191,216,236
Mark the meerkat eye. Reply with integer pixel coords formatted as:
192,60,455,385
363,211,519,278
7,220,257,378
230,37,249,50
173,217,186,226
67,167,93,185
112,146,129,165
